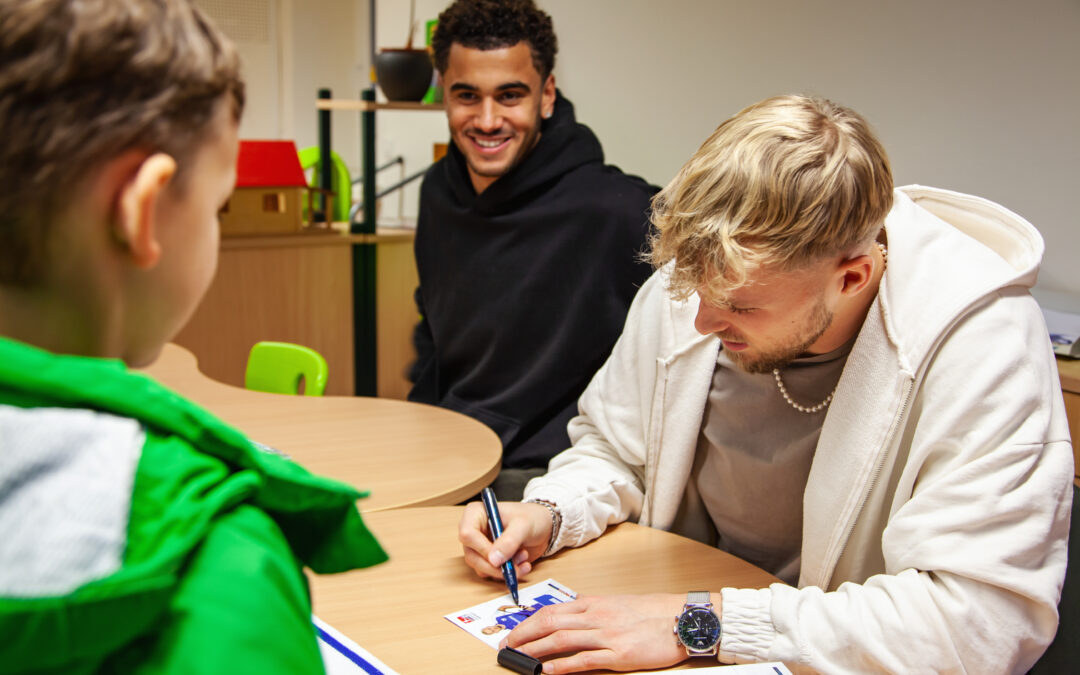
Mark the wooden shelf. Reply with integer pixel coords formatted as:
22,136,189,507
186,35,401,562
316,99,444,112
220,225,416,250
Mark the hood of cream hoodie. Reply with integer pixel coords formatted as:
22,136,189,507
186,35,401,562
882,185,1044,375
801,184,1051,590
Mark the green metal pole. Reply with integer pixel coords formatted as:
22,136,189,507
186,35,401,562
352,87,378,396
317,88,332,220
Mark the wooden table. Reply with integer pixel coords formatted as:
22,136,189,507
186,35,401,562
310,507,781,674
139,344,500,511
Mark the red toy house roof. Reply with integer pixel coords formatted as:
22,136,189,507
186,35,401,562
235,140,308,188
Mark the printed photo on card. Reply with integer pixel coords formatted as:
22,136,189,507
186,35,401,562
444,578,577,648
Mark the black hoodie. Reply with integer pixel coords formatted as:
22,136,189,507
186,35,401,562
409,93,658,469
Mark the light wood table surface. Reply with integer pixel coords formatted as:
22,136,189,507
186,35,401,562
139,344,501,511
310,507,781,674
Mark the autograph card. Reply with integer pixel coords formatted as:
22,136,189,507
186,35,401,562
444,578,577,648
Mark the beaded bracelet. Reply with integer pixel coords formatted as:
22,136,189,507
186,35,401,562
524,498,562,557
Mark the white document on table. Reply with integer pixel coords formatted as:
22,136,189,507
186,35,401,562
314,615,400,675
444,578,578,649
663,664,792,674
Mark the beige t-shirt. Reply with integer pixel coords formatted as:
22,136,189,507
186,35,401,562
693,340,853,584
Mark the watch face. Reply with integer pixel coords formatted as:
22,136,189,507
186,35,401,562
677,606,721,651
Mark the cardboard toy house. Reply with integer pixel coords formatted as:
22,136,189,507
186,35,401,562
219,140,313,236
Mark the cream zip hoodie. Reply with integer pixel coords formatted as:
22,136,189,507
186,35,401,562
524,186,1073,673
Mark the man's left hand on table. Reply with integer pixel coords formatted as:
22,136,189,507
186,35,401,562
502,593,693,674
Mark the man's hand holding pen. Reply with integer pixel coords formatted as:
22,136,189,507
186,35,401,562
459,497,553,582
458,498,691,673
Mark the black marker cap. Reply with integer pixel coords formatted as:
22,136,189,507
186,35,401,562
497,646,542,675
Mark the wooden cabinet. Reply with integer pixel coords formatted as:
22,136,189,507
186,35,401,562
1056,357,1080,483
174,228,418,398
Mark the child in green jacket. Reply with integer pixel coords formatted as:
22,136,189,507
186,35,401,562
0,1,386,672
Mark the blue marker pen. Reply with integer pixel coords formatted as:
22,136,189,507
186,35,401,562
480,487,520,605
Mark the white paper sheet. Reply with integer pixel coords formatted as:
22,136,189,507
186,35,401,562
314,615,400,675
656,664,792,674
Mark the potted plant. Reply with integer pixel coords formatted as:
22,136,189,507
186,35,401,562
374,0,433,102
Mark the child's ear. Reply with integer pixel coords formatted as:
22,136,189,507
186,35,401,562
115,153,177,269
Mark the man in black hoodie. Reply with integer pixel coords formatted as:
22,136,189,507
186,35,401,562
410,0,657,499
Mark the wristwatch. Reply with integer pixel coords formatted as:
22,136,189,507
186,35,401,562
674,591,721,657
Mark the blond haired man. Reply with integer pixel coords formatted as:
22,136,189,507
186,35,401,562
458,95,1073,673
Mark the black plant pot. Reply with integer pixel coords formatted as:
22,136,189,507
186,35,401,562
374,49,433,102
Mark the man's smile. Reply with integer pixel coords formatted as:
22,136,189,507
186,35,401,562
470,134,511,153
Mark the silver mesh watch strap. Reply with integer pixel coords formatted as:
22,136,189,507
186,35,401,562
686,591,711,606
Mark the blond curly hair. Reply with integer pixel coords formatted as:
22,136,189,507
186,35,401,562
649,95,893,301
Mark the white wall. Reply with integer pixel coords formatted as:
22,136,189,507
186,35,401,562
279,0,367,164
198,0,367,197
543,0,1080,298
372,0,453,225
195,0,282,139
221,0,1080,298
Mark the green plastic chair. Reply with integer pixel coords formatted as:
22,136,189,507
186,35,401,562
298,146,352,223
245,341,329,396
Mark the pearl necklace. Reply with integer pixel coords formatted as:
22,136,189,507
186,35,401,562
773,243,887,414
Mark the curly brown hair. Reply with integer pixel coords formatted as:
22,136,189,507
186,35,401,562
431,0,557,79
0,0,245,285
